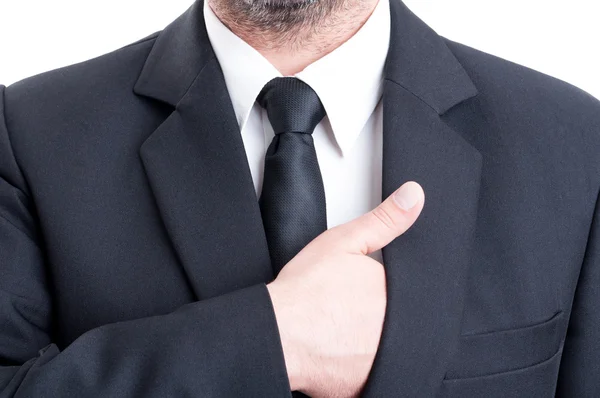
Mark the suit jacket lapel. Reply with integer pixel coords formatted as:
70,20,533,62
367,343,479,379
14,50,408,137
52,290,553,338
134,1,273,300
363,1,482,396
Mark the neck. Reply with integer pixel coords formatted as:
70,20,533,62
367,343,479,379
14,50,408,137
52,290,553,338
208,0,379,76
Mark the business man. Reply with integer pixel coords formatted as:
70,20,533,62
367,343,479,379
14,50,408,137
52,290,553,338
1,0,599,396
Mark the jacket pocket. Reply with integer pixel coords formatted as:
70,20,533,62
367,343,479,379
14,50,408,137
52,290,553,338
445,311,565,380
439,347,563,397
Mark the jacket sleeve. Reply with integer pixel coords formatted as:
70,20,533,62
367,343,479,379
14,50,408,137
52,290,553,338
556,184,600,396
0,84,292,397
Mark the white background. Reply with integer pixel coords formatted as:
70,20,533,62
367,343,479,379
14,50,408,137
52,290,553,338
0,0,598,99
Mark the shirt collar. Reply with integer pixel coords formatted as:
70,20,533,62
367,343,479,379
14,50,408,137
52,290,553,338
203,0,391,156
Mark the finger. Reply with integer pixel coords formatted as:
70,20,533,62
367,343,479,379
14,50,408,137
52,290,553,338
337,181,425,255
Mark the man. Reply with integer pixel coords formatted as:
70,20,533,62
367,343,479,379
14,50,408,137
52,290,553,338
0,0,598,395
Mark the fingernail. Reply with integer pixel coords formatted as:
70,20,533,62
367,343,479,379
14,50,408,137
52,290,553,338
393,182,421,211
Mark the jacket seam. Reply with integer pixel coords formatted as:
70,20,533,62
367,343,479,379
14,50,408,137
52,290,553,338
384,77,439,114
174,55,218,109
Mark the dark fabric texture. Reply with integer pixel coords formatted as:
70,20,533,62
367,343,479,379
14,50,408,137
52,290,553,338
0,0,599,396
257,77,327,275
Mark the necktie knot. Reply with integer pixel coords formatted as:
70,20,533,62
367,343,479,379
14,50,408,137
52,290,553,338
257,77,326,135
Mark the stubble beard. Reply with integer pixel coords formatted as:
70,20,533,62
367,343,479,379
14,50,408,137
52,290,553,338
210,0,354,52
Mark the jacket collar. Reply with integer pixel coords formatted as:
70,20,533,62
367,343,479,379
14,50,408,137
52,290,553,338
384,0,477,113
133,0,214,107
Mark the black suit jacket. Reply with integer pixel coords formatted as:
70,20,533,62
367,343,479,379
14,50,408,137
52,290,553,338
1,0,599,396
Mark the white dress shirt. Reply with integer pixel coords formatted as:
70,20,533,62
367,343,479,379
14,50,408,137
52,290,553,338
203,0,390,263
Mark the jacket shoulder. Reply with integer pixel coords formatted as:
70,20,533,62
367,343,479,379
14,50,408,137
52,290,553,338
444,38,599,114
1,32,163,175
445,39,600,180
3,31,160,117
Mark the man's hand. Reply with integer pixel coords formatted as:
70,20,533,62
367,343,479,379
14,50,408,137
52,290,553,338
267,181,425,397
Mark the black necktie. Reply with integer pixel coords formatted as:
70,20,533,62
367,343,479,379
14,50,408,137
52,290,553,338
257,77,328,277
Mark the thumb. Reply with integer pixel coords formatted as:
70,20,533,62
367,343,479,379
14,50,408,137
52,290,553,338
338,181,425,255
